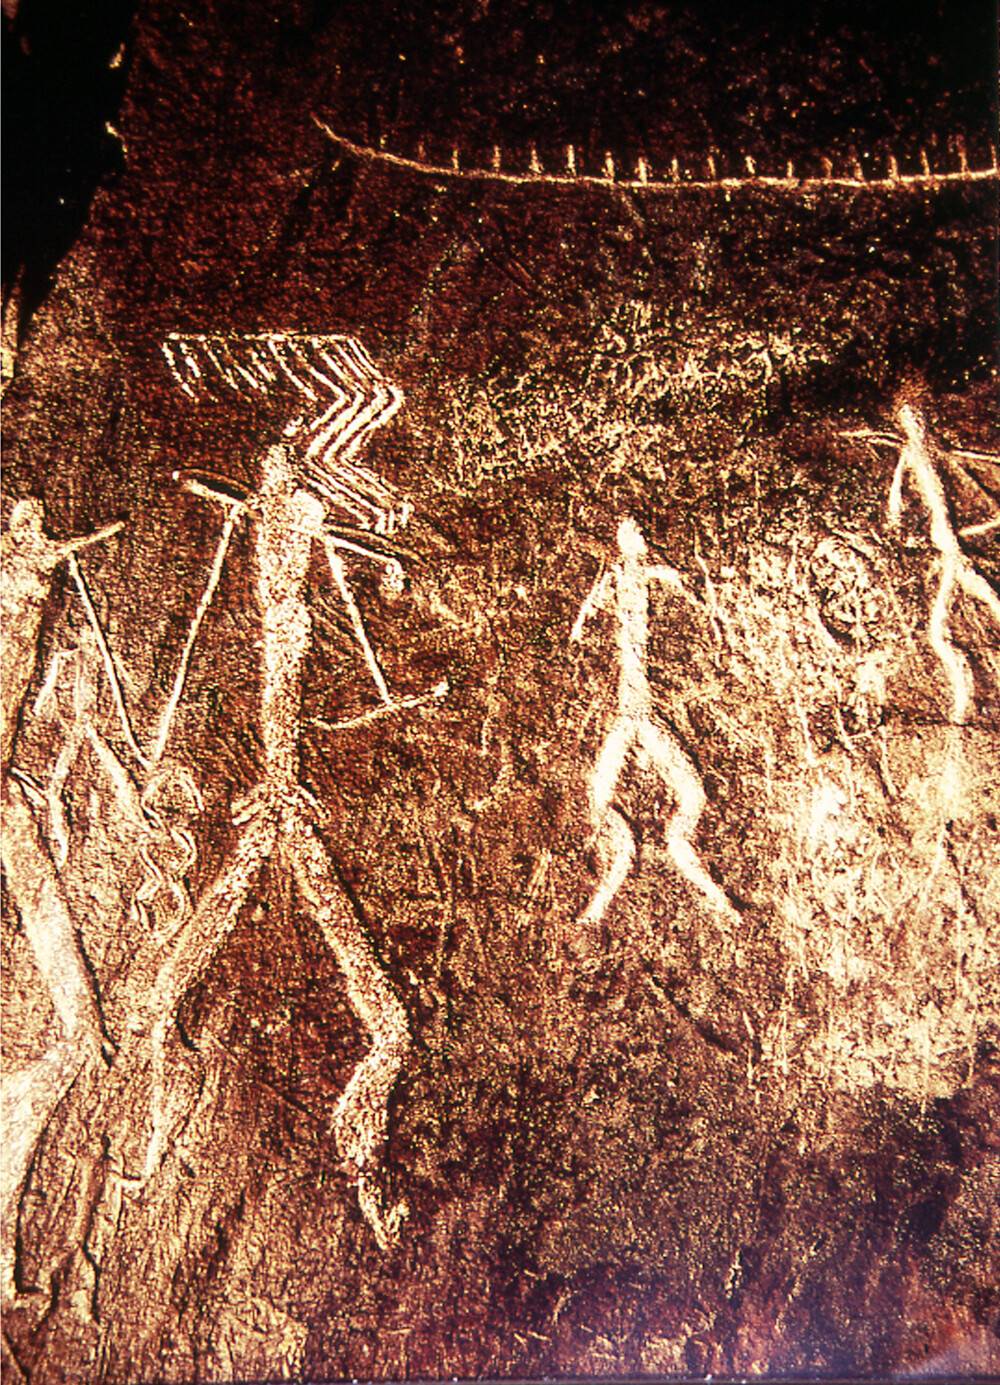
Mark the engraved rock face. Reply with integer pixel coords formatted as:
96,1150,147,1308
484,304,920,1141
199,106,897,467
2,1,998,1381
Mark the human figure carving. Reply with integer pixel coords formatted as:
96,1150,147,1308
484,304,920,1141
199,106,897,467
571,518,736,933
1,499,122,1296
1,499,123,776
135,332,448,1246
133,444,435,1248
888,404,1000,724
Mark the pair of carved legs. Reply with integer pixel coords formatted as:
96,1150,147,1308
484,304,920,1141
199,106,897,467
138,789,410,1250
580,712,735,929
2,776,409,1298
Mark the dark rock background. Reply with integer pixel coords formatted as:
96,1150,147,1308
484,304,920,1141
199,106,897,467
2,1,998,1380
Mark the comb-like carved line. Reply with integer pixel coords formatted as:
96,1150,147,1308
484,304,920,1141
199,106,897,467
314,116,1000,194
267,336,320,403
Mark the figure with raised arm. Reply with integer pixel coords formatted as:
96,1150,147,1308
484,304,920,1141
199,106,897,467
1,498,122,1296
139,333,451,1246
132,442,436,1248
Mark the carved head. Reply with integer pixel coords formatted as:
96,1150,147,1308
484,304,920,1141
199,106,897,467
8,496,46,536
616,516,647,560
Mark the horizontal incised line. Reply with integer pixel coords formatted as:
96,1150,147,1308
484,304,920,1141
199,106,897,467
314,117,999,196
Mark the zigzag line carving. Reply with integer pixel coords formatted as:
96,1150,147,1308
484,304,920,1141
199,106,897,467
162,332,407,533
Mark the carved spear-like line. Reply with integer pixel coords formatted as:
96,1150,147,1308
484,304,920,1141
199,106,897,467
67,551,150,770
149,493,244,765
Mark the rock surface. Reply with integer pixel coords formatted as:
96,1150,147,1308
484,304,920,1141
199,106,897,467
2,2,998,1380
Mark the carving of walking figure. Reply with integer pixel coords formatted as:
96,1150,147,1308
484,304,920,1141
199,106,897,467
141,333,447,1249
1,498,122,1296
133,444,421,1250
571,517,736,933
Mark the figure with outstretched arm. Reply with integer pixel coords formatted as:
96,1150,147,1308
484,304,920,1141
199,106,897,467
130,443,442,1250
571,517,736,937
1,498,123,775
0,498,122,1297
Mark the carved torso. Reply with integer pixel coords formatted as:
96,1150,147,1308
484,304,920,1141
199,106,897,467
613,556,651,716
253,447,326,787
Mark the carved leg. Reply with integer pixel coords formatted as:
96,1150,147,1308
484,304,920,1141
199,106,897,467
284,807,410,1251
130,810,275,1181
578,716,635,928
0,1041,85,1300
39,726,88,870
0,778,106,1299
637,717,735,918
2,779,106,1053
579,808,636,929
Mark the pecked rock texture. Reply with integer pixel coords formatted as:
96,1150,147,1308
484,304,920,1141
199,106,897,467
2,1,998,1380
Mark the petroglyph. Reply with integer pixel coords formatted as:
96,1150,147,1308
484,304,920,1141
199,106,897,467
0,335,441,1284
571,518,736,934
887,405,999,724
31,637,103,869
162,333,410,533
0,500,206,1304
149,490,243,768
0,502,125,1298
316,116,999,195
1,500,124,777
840,407,1000,841
4,381,993,1329
141,336,447,1248
641,421,998,1108
134,443,417,1246
4,0,999,1372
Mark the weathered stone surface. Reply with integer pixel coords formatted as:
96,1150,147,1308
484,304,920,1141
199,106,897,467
2,2,998,1380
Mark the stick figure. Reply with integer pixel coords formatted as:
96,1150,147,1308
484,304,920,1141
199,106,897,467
889,404,1000,724
842,404,1000,724
1,499,122,1296
132,442,443,1249
571,517,735,931
1,499,124,776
